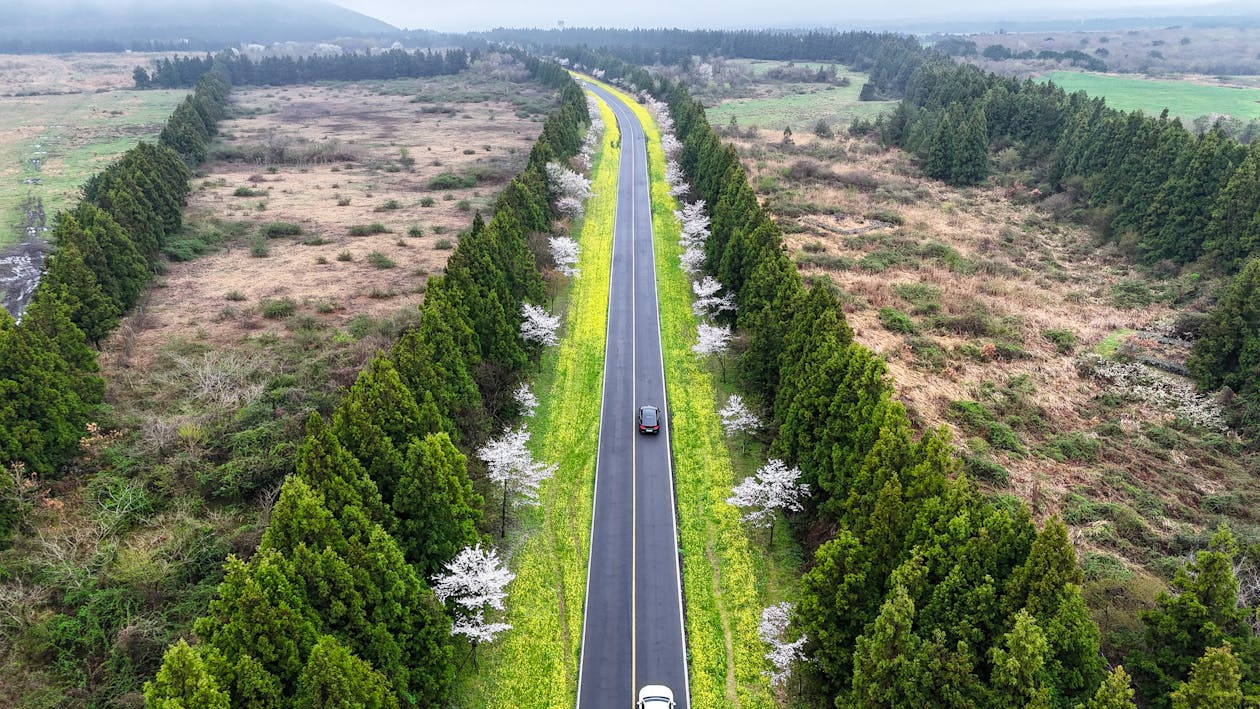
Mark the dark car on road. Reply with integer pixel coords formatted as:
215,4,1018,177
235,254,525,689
638,405,660,434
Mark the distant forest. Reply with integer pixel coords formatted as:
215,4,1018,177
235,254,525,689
136,48,472,88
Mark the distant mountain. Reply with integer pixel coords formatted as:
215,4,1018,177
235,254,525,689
3,0,397,45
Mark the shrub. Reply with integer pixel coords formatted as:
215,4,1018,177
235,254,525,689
427,172,476,190
261,222,302,237
260,298,296,318
349,223,389,236
337,196,351,206
367,251,396,269
336,251,353,261
301,235,330,246
434,238,454,250
1111,279,1153,308
1042,328,1077,354
878,307,918,334
407,225,424,237
374,199,402,212
865,209,905,225
457,200,471,212
893,282,941,314
248,236,269,257
368,287,397,299
1042,432,1101,463
947,400,1025,454
963,455,1010,485
233,186,263,197
224,290,246,301
420,197,435,207
802,240,826,253
315,256,329,265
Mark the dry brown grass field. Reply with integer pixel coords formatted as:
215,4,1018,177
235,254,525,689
106,66,550,371
0,52,166,94
724,127,1259,637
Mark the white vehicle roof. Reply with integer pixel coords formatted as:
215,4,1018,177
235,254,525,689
638,684,674,702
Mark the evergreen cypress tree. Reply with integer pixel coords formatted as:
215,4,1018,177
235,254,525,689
952,106,990,186
293,636,399,709
145,639,231,709
294,413,389,526
923,109,956,182
40,241,119,346
1169,644,1243,709
393,432,483,576
332,352,424,504
849,584,923,708
1084,666,1138,709
1187,259,1260,432
1202,143,1260,271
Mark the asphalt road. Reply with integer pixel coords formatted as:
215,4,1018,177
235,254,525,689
576,83,690,709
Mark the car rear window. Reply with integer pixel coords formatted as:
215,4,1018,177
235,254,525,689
642,408,657,424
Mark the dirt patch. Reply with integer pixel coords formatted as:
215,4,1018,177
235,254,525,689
727,128,1257,576
0,53,184,95
103,70,551,370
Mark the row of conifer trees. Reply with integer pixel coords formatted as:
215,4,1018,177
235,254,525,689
142,54,591,706
1,63,230,548
562,41,1258,705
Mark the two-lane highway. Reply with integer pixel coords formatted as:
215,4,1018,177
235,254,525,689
576,83,690,709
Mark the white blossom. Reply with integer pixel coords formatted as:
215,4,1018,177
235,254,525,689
665,161,687,197
556,196,585,219
727,459,808,529
451,610,512,645
432,543,515,611
675,200,710,248
546,162,593,201
478,426,557,508
758,602,807,688
692,322,731,359
719,394,761,440
660,133,682,159
513,383,539,417
679,246,706,275
549,235,581,278
520,303,561,348
692,276,736,317
432,544,516,654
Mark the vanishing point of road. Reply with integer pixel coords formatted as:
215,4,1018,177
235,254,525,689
575,83,691,709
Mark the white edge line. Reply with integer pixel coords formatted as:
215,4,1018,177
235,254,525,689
574,85,620,709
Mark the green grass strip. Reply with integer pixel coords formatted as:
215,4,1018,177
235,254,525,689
459,93,619,708
589,78,776,708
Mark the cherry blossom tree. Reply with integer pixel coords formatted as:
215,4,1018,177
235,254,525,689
549,235,580,278
520,303,561,348
758,602,807,691
727,458,808,546
432,544,515,668
546,162,593,219
675,201,709,246
679,246,706,275
718,394,761,452
478,426,557,537
692,276,736,318
513,383,539,418
692,322,732,381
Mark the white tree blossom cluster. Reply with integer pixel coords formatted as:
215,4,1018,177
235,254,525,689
758,602,808,689
546,161,593,219
576,96,605,172
432,544,515,657
692,322,732,360
727,459,808,540
675,200,710,275
520,302,561,347
478,426,557,509
719,394,761,449
549,235,581,278
513,383,539,418
692,275,736,318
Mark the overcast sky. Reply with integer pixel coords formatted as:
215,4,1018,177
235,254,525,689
328,0,1228,32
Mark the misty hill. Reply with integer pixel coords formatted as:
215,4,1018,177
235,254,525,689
3,0,397,45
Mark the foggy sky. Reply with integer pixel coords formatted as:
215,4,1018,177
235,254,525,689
328,0,1229,32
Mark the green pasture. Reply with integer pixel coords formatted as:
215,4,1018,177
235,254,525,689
0,89,184,245
705,76,897,134
1043,70,1260,121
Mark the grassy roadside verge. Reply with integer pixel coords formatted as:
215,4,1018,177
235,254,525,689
589,79,776,707
458,93,619,708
